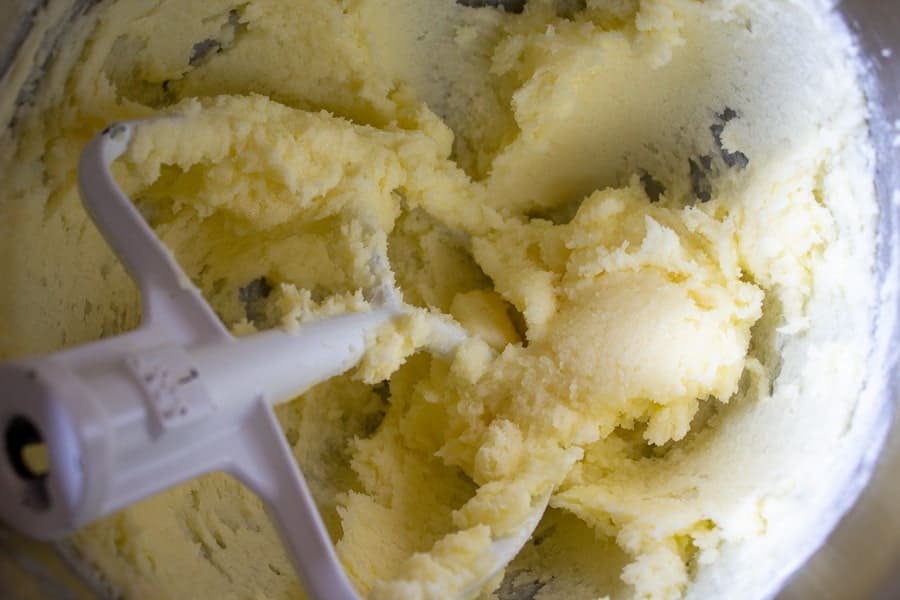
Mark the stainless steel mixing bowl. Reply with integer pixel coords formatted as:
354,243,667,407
777,1,900,598
0,0,898,598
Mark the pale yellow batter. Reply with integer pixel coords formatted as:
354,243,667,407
0,0,879,599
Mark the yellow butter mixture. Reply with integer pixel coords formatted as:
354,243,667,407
0,0,879,599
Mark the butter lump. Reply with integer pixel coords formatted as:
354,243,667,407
0,0,878,599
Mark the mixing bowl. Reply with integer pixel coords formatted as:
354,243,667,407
0,0,897,598
776,1,900,597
